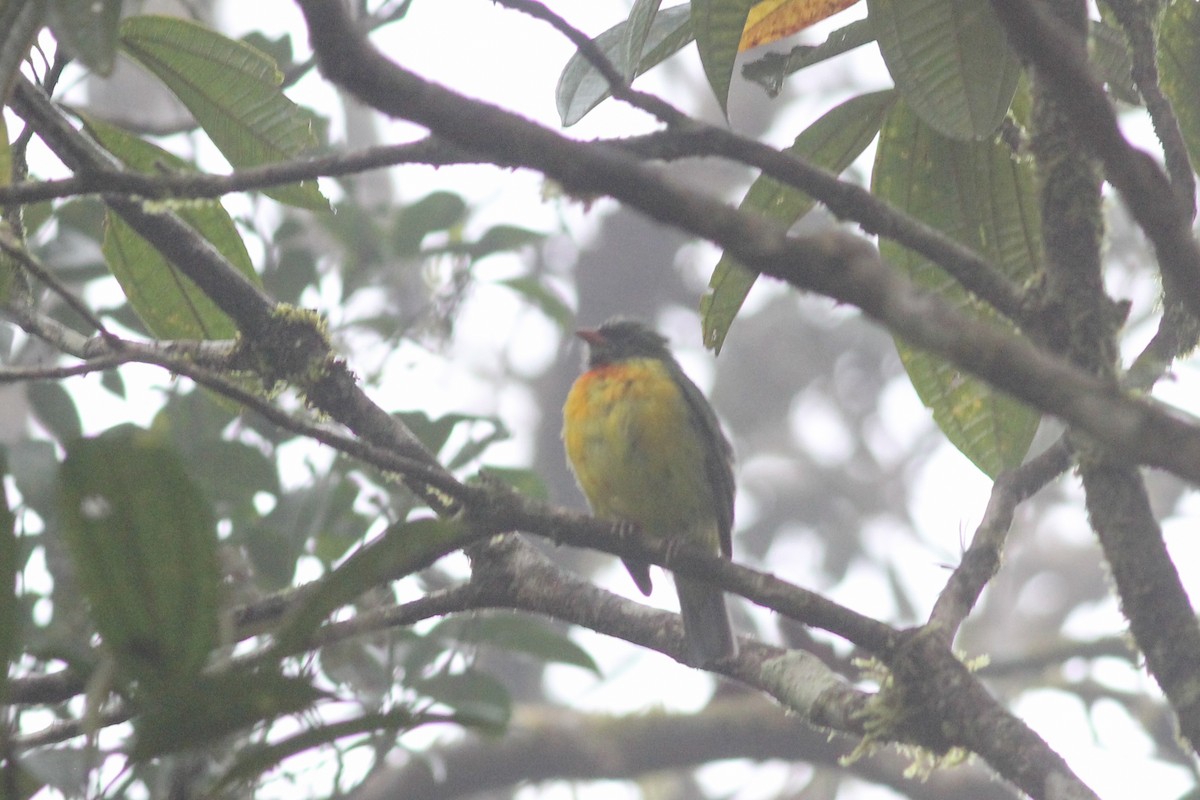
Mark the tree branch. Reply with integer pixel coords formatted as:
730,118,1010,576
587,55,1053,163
1105,0,1196,217
350,697,1020,800
0,137,485,205
928,438,1074,636
465,534,1098,800
990,0,1200,327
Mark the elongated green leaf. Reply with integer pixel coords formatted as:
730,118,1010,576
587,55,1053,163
85,115,259,339
216,708,418,791
692,0,757,113
872,101,1041,477
49,0,122,75
622,0,664,80
0,0,44,102
27,382,82,444
276,518,470,654
742,17,875,97
58,427,221,687
557,5,693,126
499,275,573,329
391,191,468,256
429,613,601,675
703,89,896,353
1090,19,1138,105
132,670,320,761
868,0,1019,139
0,116,18,306
1160,0,1200,171
412,669,511,732
118,15,327,210
469,224,546,258
0,111,9,187
102,213,239,339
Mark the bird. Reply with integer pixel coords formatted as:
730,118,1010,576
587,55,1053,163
562,318,738,665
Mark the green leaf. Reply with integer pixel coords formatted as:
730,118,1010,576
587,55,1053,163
1090,19,1138,105
691,0,757,114
215,708,418,791
84,115,260,339
430,613,601,675
391,191,468,256
19,748,89,799
702,90,896,353
446,418,509,471
394,411,474,457
100,368,126,398
275,518,471,654
0,113,9,187
868,0,1020,139
557,4,694,126
131,670,320,761
49,0,122,75
412,669,511,732
240,31,297,75
872,100,1041,477
498,275,573,329
27,381,82,444
742,18,875,97
479,466,549,501
0,120,17,306
469,224,546,258
0,0,44,103
1160,0,1200,171
621,0,664,80
58,427,221,687
118,15,328,210
7,440,59,521
102,212,239,339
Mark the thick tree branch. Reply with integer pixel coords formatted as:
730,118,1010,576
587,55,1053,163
990,0,1200,326
350,697,1020,800
1022,0,1200,758
1082,459,1200,752
7,481,1096,799
466,535,1097,800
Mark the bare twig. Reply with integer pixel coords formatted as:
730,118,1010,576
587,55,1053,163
1105,0,1195,218
928,439,1074,636
0,137,484,206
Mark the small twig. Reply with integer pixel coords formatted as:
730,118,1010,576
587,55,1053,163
0,356,126,382
0,231,110,336
0,137,484,205
1105,0,1195,219
492,0,690,128
927,438,1074,637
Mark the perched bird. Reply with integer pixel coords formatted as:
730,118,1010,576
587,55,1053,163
562,319,737,665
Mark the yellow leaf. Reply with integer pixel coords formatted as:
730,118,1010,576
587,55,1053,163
740,0,861,51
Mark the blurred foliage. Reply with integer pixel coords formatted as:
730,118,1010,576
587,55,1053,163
0,1,1198,799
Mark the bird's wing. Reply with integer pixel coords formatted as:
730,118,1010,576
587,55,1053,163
671,365,736,558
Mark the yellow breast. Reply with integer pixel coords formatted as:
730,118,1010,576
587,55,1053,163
563,358,717,544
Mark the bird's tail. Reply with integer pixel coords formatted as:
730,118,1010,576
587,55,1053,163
676,577,737,666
